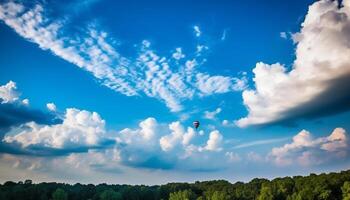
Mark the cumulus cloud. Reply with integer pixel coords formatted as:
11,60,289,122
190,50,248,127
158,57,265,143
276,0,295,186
0,81,58,137
117,117,158,148
202,130,223,151
236,0,350,127
46,103,56,112
0,81,230,170
113,117,228,170
159,122,196,151
0,2,245,112
269,128,349,166
3,108,110,150
0,81,20,104
204,108,222,120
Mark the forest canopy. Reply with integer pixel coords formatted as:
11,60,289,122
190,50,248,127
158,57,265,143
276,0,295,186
1,169,350,200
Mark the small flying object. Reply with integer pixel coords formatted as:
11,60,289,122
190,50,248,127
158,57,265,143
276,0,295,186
193,120,200,129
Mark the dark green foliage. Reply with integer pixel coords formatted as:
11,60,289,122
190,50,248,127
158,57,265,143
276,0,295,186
52,188,68,200
100,189,122,200
0,169,349,200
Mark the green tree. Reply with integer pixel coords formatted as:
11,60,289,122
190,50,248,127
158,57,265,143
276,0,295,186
100,189,122,200
258,185,274,200
342,181,350,200
318,190,332,200
169,189,197,200
52,188,68,200
211,191,228,200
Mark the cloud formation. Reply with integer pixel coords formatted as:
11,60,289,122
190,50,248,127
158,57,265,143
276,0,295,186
269,127,349,166
46,103,56,112
236,0,350,127
117,118,224,170
193,25,201,37
202,130,223,151
3,108,110,150
159,122,195,151
204,108,222,120
0,81,59,139
0,2,246,112
0,81,230,170
0,81,20,104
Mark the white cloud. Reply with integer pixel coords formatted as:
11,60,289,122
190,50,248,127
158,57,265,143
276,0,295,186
46,102,56,112
22,99,29,106
136,43,245,112
222,120,229,126
193,25,201,37
117,117,158,148
196,45,208,54
232,137,289,149
222,119,237,127
182,128,196,146
0,2,245,113
0,81,20,103
269,128,348,166
172,47,185,60
236,0,350,127
280,31,287,39
196,73,247,95
225,151,241,162
115,118,229,170
0,81,30,106
3,108,107,149
0,2,137,96
204,108,222,119
159,121,195,151
202,130,223,151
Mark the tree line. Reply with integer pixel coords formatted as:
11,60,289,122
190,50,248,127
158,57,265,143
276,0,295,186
1,169,350,200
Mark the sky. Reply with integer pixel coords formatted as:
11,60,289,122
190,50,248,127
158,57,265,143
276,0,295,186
0,0,350,185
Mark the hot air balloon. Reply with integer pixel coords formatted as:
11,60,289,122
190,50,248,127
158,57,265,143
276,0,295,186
193,120,200,129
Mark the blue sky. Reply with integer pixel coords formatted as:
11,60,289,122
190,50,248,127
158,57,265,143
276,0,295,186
0,0,350,184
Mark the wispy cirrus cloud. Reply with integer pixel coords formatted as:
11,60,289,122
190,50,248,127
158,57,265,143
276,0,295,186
0,1,246,112
232,137,289,149
204,107,222,120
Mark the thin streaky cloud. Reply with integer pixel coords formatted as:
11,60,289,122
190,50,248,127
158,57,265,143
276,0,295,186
232,137,290,149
